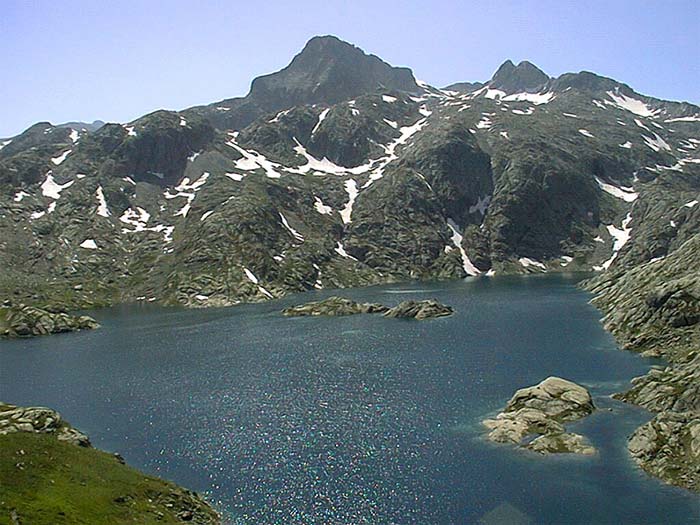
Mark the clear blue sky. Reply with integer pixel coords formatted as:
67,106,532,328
1,0,698,137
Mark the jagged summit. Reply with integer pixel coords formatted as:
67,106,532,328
489,59,550,93
188,35,419,131
249,35,418,109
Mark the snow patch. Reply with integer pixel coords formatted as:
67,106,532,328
279,212,304,242
665,115,700,123
41,173,74,199
79,239,97,249
595,177,638,202
340,179,358,224
312,108,330,134
225,172,245,182
684,199,698,208
502,92,555,105
314,197,332,215
578,129,595,138
601,213,633,270
13,191,29,202
243,267,259,284
95,186,110,217
382,95,397,103
269,109,291,123
605,91,658,117
519,257,546,270
642,133,671,152
335,242,357,260
476,116,492,129
383,119,398,129
447,219,480,276
51,149,72,165
619,141,633,149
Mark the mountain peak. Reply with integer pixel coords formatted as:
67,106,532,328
490,59,549,93
248,35,419,108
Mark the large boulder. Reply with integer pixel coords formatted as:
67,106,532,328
483,377,596,455
505,376,595,421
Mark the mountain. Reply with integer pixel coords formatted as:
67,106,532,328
1,35,698,490
185,35,420,131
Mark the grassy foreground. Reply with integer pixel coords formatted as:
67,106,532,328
0,432,218,524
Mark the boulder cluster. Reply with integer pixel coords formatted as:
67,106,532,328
483,376,596,455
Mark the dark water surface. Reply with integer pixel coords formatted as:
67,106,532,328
2,275,699,523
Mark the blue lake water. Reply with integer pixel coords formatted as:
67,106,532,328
1,274,699,523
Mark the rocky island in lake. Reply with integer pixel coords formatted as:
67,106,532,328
282,296,453,320
483,376,596,455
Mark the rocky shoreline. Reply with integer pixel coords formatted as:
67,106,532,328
584,236,700,492
0,303,99,338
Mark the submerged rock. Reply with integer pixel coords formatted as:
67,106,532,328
282,296,388,316
1,303,99,338
383,299,454,320
483,377,596,455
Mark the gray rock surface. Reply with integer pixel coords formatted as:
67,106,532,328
483,377,596,455
282,296,388,316
383,299,454,320
0,403,91,447
1,303,99,338
282,296,453,320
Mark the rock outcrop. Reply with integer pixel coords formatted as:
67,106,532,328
585,233,700,491
383,299,454,320
282,296,453,320
627,411,700,492
282,296,388,316
483,377,596,455
1,303,99,338
0,403,90,447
